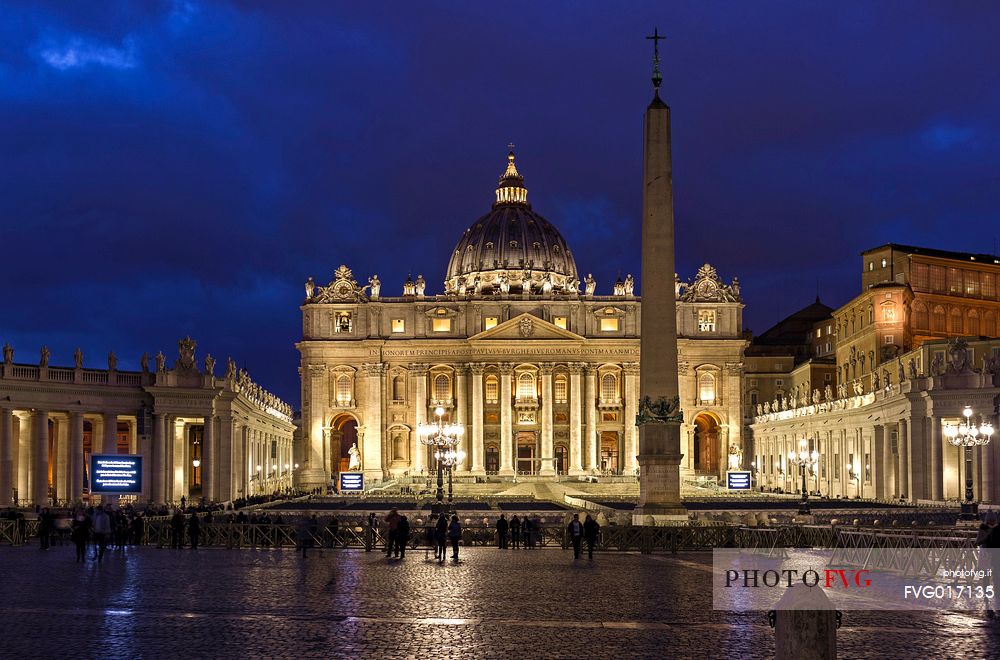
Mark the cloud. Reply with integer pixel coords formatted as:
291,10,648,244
37,34,139,71
920,123,975,150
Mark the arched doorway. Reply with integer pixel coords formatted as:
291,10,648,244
555,445,568,475
692,413,721,475
329,414,359,475
517,432,536,475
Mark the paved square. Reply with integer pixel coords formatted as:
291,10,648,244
2,545,1000,658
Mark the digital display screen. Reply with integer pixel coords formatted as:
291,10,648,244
90,455,142,494
339,472,364,492
726,470,752,491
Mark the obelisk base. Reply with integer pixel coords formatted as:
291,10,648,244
634,422,686,523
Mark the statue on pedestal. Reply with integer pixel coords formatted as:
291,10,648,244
415,274,426,297
74,348,83,369
204,354,216,376
155,351,166,373
40,346,50,368
140,352,149,373
2,343,11,364
108,351,117,371
584,273,596,297
368,275,380,300
624,274,635,296
305,276,315,300
348,442,361,471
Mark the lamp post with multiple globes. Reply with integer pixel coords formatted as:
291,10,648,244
418,406,465,514
944,405,994,521
787,439,820,515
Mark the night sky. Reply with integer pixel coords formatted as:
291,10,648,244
2,2,999,405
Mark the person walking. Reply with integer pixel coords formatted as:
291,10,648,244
92,505,112,562
435,512,448,563
384,509,401,557
170,509,185,549
522,517,534,549
567,514,584,559
71,509,91,563
510,515,521,549
365,512,376,552
448,515,462,562
188,513,201,550
38,508,52,550
583,514,600,560
496,514,509,549
395,515,410,559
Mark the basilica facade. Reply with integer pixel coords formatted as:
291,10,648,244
296,152,746,489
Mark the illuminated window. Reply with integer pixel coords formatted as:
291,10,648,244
815,328,822,338
929,266,946,293
391,319,405,333
484,316,498,330
335,312,352,333
698,373,716,404
698,309,716,332
517,373,536,400
554,375,568,403
432,318,452,332
600,318,619,332
881,258,887,268
485,375,498,404
553,316,568,330
965,271,980,297
868,262,874,271
983,273,996,299
433,374,450,402
947,268,962,294
336,376,352,405
882,306,895,322
600,374,618,402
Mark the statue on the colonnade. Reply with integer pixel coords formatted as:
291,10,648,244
624,274,635,296
519,270,531,294
140,352,149,372
225,357,236,379
898,359,905,384
368,274,380,299
824,384,833,402
348,442,361,471
108,352,117,370
305,276,315,300
155,351,166,373
74,347,83,369
498,272,510,294
584,273,596,297
204,354,216,376
2,343,11,364
415,274,426,297
39,346,50,368
908,358,918,380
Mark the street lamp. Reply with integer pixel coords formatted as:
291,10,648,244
787,439,819,515
944,405,995,521
418,406,465,514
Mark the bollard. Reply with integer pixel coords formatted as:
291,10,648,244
771,585,838,660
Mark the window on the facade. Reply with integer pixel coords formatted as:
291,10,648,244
336,376,352,405
965,271,981,297
969,311,980,335
868,262,874,271
699,373,716,404
517,373,536,401
933,306,946,332
947,268,962,294
914,303,928,329
698,309,717,332
884,335,894,345
391,319,405,333
911,262,929,291
749,391,758,405
600,318,619,332
983,273,997,300
432,318,452,332
485,375,499,404
600,373,618,402
815,328,822,338
928,266,946,293
881,258,887,268
882,305,895,322
392,375,405,401
950,309,963,334
553,316,568,330
433,374,451,402
484,316,498,330
554,375,568,403
775,379,784,386
335,312,352,333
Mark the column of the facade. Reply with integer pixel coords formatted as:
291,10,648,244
499,363,514,476
584,365,598,471
873,426,886,499
363,362,386,481
470,363,485,474
202,415,216,501
33,410,49,507
539,363,555,476
17,413,31,501
68,412,84,503
455,363,470,472
897,420,910,501
151,413,165,503
103,412,117,456
0,407,12,506
930,417,943,501
568,363,583,475
623,362,640,475
411,364,428,474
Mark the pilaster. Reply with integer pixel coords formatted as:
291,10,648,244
499,363,514,476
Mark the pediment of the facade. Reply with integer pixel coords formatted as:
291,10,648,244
468,313,584,342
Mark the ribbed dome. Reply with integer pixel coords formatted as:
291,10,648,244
444,151,580,296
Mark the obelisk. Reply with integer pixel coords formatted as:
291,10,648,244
635,28,686,521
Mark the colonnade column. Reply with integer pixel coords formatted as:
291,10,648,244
470,363,485,474
69,412,84,503
539,363,555,476
455,363,470,472
930,416,943,501
499,363,514,476
151,413,165,503
879,424,893,500
897,420,910,501
411,364,428,474
0,407,12,506
33,410,49,507
17,413,30,503
218,417,233,502
584,365,598,472
103,412,117,456
623,362,640,475
203,415,216,501
568,363,583,475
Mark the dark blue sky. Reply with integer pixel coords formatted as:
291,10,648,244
2,2,999,405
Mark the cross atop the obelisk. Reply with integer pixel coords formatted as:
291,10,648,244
646,27,665,91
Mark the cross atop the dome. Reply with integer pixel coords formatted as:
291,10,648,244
646,27,665,91
507,142,515,151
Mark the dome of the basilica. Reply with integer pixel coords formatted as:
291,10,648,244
444,151,580,296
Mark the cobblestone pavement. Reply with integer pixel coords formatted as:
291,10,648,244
2,544,1000,659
